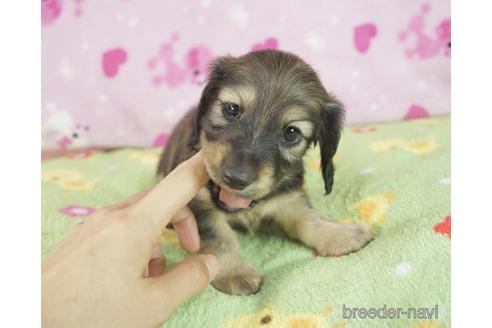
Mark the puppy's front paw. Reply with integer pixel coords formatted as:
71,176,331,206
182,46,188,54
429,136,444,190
212,265,261,295
316,222,373,257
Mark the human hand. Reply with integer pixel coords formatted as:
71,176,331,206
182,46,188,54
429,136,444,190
41,151,219,327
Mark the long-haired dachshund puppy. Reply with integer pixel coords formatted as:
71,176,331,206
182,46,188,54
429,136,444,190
157,50,373,295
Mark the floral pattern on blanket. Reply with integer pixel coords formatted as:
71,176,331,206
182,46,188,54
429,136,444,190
42,117,450,328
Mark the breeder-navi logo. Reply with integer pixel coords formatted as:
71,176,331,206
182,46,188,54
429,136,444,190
342,305,439,320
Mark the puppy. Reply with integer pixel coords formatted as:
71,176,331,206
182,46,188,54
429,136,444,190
157,50,373,295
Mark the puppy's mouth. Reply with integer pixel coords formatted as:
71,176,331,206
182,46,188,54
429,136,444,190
209,181,257,212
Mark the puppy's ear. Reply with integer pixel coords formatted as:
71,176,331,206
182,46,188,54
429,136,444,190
317,99,344,195
190,56,234,148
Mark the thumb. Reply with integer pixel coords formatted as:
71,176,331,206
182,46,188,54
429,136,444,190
150,255,219,317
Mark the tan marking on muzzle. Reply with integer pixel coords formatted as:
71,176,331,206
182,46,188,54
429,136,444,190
200,133,231,184
251,164,275,198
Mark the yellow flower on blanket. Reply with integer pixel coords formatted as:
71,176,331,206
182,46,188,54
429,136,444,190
307,156,321,171
42,169,82,182
412,321,444,328
42,169,96,191
369,138,407,153
306,152,340,171
369,138,438,154
350,192,395,225
129,149,161,166
59,179,97,191
160,229,180,248
323,307,333,316
401,138,438,154
221,306,336,328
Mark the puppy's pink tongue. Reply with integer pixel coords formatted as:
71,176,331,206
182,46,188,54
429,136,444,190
219,188,252,209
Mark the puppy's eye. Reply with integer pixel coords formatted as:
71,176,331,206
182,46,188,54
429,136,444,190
222,102,241,119
283,126,302,144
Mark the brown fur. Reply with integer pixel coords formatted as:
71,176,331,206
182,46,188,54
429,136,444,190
157,50,373,295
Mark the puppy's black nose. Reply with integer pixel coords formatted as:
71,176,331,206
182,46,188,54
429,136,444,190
222,166,255,190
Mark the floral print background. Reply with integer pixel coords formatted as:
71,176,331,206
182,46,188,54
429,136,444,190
41,0,450,151
42,116,451,327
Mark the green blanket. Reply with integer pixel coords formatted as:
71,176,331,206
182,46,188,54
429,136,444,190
42,116,451,328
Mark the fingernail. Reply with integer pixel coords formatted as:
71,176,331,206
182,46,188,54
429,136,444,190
202,254,219,282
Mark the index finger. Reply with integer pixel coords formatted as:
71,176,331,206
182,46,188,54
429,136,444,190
130,151,208,237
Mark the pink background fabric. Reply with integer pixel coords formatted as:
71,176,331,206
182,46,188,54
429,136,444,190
41,0,450,151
